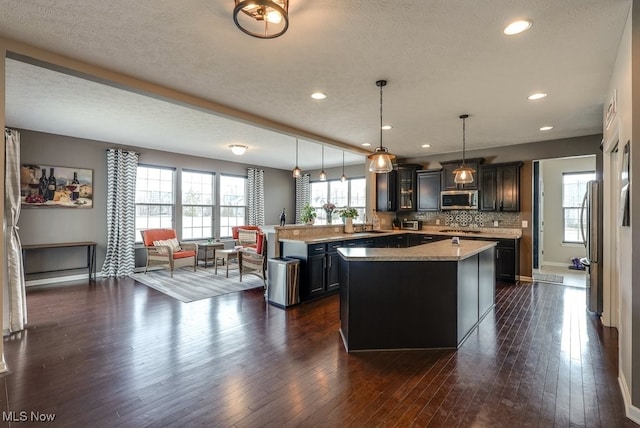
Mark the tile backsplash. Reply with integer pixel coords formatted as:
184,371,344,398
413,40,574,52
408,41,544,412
400,210,521,229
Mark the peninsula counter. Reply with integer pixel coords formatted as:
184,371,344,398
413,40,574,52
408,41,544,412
338,239,497,352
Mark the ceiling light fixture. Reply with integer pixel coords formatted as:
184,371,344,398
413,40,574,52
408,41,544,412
504,19,532,35
381,125,392,130
292,138,302,178
368,79,396,173
539,125,554,131
453,114,475,185
421,144,431,148
233,0,289,39
319,145,327,181
341,151,347,182
229,144,248,155
362,143,371,147
527,92,547,100
311,92,327,100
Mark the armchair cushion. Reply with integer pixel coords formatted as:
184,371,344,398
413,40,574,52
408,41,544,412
152,238,181,255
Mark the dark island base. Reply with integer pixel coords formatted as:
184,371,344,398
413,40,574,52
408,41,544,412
339,248,495,352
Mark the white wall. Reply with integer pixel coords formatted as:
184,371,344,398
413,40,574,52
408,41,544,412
604,1,639,419
540,156,596,266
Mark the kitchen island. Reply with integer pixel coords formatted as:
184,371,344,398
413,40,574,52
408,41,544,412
338,239,496,352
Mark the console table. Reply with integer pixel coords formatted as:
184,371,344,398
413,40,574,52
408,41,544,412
22,241,97,282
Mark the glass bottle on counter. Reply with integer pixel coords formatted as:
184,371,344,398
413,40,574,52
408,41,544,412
372,209,381,231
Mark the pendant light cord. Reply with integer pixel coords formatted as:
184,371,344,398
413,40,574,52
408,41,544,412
379,83,383,150
462,117,466,164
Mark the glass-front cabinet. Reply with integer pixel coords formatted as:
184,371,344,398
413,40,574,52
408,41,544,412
396,164,421,212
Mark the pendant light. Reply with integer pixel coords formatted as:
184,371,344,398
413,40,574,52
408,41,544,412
453,114,475,184
292,138,302,178
368,79,396,173
340,151,347,182
319,145,327,181
233,0,289,39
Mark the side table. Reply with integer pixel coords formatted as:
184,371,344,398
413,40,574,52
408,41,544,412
197,242,224,268
214,248,239,278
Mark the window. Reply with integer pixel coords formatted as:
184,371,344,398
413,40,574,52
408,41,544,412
562,171,595,243
135,166,175,242
310,178,366,224
181,170,215,240
219,174,247,238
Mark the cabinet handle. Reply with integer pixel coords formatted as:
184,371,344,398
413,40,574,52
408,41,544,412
493,200,496,210
323,258,326,268
328,257,332,268
496,249,500,259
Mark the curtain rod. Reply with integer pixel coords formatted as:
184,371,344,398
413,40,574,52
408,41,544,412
105,148,140,156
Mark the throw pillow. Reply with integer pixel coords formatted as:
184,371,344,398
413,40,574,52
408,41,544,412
238,229,257,245
153,238,181,255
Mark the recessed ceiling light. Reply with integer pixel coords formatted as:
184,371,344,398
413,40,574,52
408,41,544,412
421,144,431,148
528,92,548,100
504,19,532,35
539,125,553,131
362,143,371,147
381,125,392,130
311,92,327,100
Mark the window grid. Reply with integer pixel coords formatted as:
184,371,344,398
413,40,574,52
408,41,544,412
135,166,175,242
562,171,595,243
310,177,366,224
219,174,247,238
181,170,215,240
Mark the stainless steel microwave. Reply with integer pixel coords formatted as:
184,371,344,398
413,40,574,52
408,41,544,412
440,190,478,210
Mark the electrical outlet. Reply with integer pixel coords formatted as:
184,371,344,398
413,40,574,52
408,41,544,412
436,219,440,225
293,230,299,235
522,220,528,228
493,220,499,227
334,227,339,233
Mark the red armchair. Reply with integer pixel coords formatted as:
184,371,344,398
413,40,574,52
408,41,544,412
140,229,197,277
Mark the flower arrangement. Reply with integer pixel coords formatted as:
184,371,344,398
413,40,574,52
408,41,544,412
338,207,359,219
322,202,336,215
300,204,317,224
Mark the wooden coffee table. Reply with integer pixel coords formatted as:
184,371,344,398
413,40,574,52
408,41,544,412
197,242,224,268
214,248,239,278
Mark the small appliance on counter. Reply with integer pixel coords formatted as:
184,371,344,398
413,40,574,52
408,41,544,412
400,220,422,230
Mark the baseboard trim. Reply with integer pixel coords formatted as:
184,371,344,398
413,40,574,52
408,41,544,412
518,275,533,283
619,374,640,424
26,272,103,287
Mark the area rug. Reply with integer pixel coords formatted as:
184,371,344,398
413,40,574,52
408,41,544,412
533,273,564,284
130,268,264,303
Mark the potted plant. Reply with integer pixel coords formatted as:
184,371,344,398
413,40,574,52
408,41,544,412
338,207,359,233
300,204,317,225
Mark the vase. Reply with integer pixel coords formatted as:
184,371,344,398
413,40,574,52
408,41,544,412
306,218,315,225
344,217,354,233
326,213,332,225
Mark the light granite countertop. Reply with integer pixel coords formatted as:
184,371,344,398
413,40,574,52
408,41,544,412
337,239,497,262
278,227,521,244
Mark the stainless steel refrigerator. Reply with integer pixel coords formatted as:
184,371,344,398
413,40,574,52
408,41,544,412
580,180,603,314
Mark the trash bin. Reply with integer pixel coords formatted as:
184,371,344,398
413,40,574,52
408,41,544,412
267,257,300,308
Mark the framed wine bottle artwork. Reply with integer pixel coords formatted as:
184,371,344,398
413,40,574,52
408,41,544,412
20,164,93,208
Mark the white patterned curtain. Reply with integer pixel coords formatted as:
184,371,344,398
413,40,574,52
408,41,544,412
295,173,310,224
102,149,139,277
247,168,265,226
5,128,27,333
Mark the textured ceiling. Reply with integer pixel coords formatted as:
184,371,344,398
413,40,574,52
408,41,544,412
0,0,631,170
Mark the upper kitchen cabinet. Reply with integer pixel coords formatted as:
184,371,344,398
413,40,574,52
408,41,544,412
479,162,523,212
440,158,484,190
376,164,421,212
397,164,421,211
376,169,397,212
417,170,441,211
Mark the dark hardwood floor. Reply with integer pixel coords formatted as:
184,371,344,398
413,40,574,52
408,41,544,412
0,277,636,427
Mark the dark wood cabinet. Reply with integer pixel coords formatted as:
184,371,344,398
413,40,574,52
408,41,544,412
374,234,408,248
496,239,519,282
417,170,441,211
376,164,421,212
376,170,397,212
407,234,448,247
440,158,483,190
479,162,522,212
282,241,343,301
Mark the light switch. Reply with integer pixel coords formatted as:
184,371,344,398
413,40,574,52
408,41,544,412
436,219,440,225
522,220,528,228
493,220,499,227
293,230,300,235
